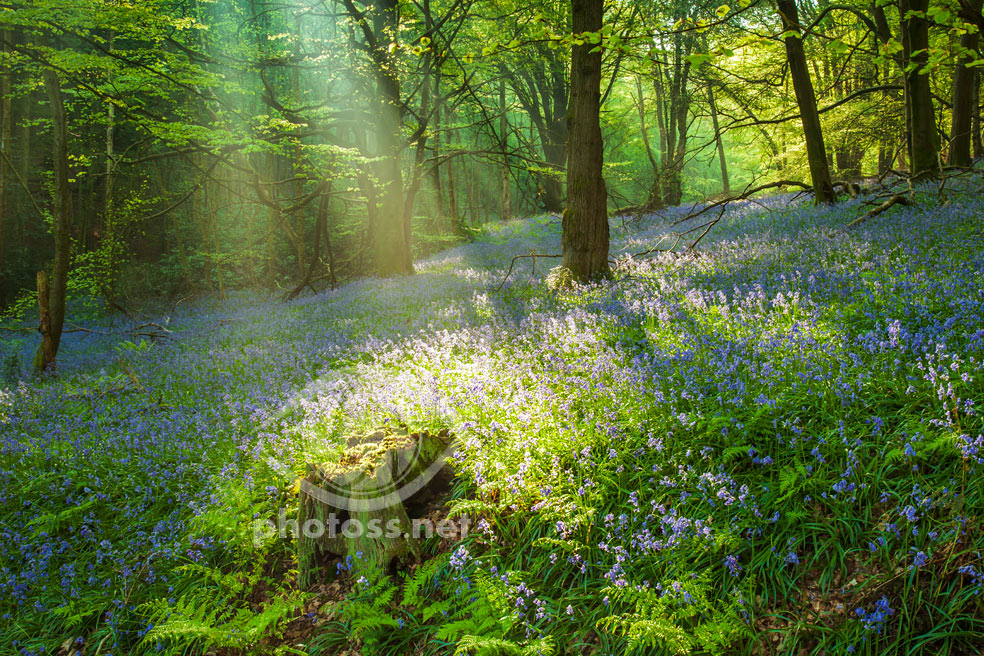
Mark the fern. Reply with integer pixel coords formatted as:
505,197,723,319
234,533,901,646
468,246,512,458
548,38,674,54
778,465,801,501
345,600,401,640
454,635,555,656
721,444,753,464
402,553,451,607
597,577,744,655
141,593,302,652
597,614,694,655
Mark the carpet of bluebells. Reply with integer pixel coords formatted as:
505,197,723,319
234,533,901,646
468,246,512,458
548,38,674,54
3,181,984,655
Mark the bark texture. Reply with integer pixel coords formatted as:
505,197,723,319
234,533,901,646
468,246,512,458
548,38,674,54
900,0,939,179
776,0,836,203
562,0,609,281
947,0,982,167
35,68,72,371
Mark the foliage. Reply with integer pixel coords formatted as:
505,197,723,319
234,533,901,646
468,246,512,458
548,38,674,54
4,180,984,654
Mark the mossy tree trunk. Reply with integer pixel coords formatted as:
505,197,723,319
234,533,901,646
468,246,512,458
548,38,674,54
297,429,451,588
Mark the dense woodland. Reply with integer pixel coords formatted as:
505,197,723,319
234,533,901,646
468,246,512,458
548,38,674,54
4,1,984,654
1,0,982,365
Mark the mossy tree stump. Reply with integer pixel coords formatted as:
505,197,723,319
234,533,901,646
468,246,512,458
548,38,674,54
297,427,452,588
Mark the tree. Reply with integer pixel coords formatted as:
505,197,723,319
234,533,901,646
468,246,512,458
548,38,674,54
35,67,71,371
900,0,938,179
775,0,835,203
562,0,608,281
947,0,982,167
340,0,414,276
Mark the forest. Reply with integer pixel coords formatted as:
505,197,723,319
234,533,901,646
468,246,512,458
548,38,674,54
1,0,984,653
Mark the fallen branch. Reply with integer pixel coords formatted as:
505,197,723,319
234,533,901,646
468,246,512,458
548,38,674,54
493,252,561,292
847,193,911,228
670,180,812,227
120,360,146,393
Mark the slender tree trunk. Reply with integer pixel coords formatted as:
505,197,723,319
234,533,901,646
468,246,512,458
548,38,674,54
947,0,982,167
36,271,55,368
973,72,982,159
540,136,566,213
447,113,457,224
0,33,10,275
35,68,72,371
635,75,663,209
431,73,445,227
321,193,337,289
706,80,730,196
562,0,609,281
665,36,692,206
776,0,835,203
464,158,475,225
871,1,896,173
900,0,938,179
102,30,115,251
659,39,686,206
499,77,511,220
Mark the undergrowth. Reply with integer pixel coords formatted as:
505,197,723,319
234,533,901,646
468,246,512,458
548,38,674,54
3,183,984,654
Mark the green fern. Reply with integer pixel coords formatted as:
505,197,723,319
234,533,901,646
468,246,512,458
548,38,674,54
402,553,451,607
721,444,753,464
597,614,694,655
597,577,744,655
454,634,555,655
141,593,301,652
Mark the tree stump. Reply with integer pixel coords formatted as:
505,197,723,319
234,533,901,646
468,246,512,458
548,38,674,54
297,427,452,587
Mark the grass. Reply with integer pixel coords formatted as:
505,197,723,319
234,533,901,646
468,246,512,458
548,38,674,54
2,182,984,655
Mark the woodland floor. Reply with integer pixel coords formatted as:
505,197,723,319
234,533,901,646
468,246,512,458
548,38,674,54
3,179,984,655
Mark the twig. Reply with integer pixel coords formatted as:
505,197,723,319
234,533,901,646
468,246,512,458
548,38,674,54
0,325,34,333
630,233,685,259
120,361,146,393
493,252,561,292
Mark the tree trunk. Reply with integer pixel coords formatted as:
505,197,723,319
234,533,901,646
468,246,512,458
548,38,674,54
430,73,445,227
776,0,836,203
973,72,982,159
297,428,452,588
706,79,731,196
370,0,413,276
498,77,511,220
562,0,609,281
947,0,982,167
35,68,72,371
872,1,896,174
508,59,568,213
900,0,938,179
664,35,692,206
540,136,566,213
35,271,55,370
635,75,663,209
447,109,457,224
0,32,10,275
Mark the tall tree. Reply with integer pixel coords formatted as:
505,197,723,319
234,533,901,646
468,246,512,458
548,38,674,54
340,0,414,276
900,0,939,179
35,67,72,371
562,0,608,281
776,0,836,203
947,0,982,167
